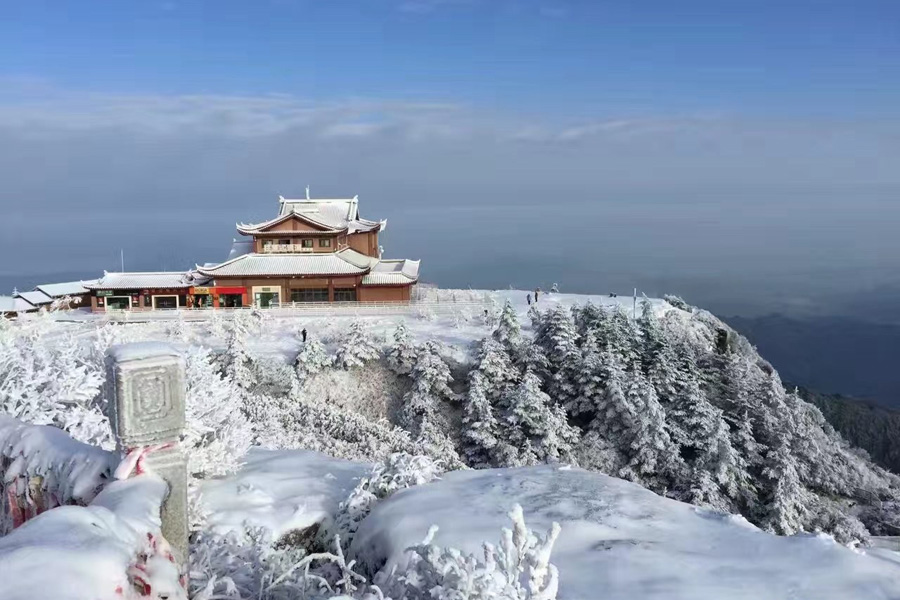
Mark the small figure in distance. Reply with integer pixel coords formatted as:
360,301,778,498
535,288,541,302
301,327,308,343
609,292,617,298
527,293,532,306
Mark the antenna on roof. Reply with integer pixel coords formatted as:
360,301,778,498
306,185,310,200
121,249,125,272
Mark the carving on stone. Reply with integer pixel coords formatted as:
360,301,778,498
105,343,189,568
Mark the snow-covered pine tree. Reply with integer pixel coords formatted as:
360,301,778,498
532,304,581,408
399,342,455,439
295,338,333,383
493,300,522,350
334,320,381,369
618,367,682,491
570,328,605,417
461,370,507,468
386,320,418,375
760,436,810,535
225,312,255,391
636,296,666,372
502,370,577,465
472,337,520,403
602,306,641,364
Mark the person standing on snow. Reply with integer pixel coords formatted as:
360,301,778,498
301,328,308,343
527,293,532,306
535,288,541,302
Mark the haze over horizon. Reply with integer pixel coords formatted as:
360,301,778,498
2,1,899,319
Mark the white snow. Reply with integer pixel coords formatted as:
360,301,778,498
350,464,900,600
200,449,900,599
0,414,118,527
200,448,371,541
0,474,177,600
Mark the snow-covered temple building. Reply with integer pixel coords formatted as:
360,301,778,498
86,194,419,310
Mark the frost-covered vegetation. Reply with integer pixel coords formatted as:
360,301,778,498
2,290,900,598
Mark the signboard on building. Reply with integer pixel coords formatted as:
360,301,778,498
193,287,211,294
97,290,114,297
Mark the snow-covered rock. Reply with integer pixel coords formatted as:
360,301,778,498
350,464,900,600
0,474,178,600
200,448,371,541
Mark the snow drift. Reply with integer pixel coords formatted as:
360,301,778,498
350,464,900,600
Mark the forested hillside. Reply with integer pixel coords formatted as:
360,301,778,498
797,386,900,475
3,293,900,548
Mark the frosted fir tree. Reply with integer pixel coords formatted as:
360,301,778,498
708,418,757,509
461,370,501,467
619,369,682,490
493,300,522,350
399,342,455,438
387,320,418,375
761,437,810,535
225,314,255,392
569,329,605,416
472,337,520,403
532,305,581,407
572,301,606,336
637,295,665,370
183,347,252,478
334,320,381,369
503,370,577,465
587,350,632,441
295,338,332,383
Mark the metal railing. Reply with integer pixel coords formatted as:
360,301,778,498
97,298,493,321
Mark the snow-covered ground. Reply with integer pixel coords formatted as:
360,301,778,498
204,449,900,600
201,449,371,540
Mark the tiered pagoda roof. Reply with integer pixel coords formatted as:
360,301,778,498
236,196,384,237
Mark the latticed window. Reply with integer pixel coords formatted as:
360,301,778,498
291,288,329,302
334,288,357,302
302,239,314,248
319,238,332,248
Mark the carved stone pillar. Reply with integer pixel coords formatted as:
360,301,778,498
105,343,189,568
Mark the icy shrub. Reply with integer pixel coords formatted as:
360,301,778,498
191,529,365,600
329,453,445,550
183,347,253,478
0,314,112,448
376,504,561,600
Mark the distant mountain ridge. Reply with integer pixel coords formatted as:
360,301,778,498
795,386,900,475
725,314,900,409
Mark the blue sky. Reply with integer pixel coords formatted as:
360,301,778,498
3,0,898,117
1,1,899,316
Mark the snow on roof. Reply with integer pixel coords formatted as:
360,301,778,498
362,259,420,286
0,296,17,312
227,238,254,261
35,280,96,298
16,290,53,306
1,295,42,312
234,195,383,235
86,271,211,290
197,248,378,278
